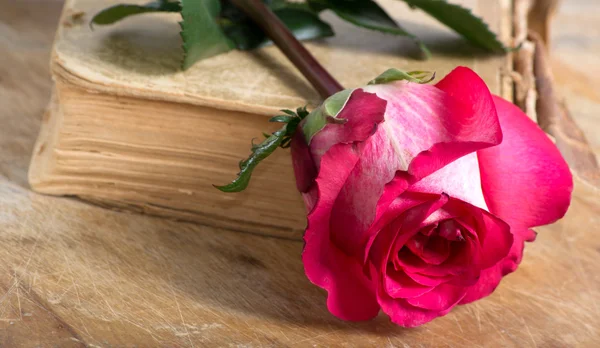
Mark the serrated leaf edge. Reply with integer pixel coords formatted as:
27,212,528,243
400,0,507,53
215,107,309,192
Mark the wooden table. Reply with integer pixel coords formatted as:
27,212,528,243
1,1,599,346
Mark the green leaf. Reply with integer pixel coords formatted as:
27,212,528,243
323,88,353,117
368,68,436,85
222,8,334,51
302,88,353,144
91,0,332,66
215,129,286,192
215,107,309,192
91,0,181,26
400,0,507,53
281,109,298,116
309,0,430,58
269,0,314,12
269,115,295,123
275,8,335,43
180,0,235,70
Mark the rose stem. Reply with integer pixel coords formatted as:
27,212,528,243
228,0,344,99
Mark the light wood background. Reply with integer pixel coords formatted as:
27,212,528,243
0,0,599,346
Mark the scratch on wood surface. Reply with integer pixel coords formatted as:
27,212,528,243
13,279,87,345
62,251,82,307
521,317,536,347
273,328,288,343
168,276,194,348
564,238,600,316
77,317,93,342
0,277,19,320
452,314,464,334
470,305,482,332
15,283,22,321
485,316,508,344
121,317,162,343
19,221,42,274
292,328,344,345
430,321,484,348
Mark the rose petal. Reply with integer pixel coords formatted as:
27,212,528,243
329,68,502,259
328,137,408,256
405,283,468,311
444,198,513,270
301,184,319,216
406,271,454,287
375,263,455,327
422,207,456,226
421,235,452,265
364,190,433,261
369,194,449,268
303,143,380,321
357,181,426,265
378,295,453,328
408,153,488,211
417,235,480,279
406,233,427,254
385,266,433,299
295,88,387,193
478,95,573,230
406,66,503,179
420,224,437,237
309,89,387,167
394,247,428,274
460,228,533,304
291,130,318,193
438,219,465,241
434,67,499,138
460,216,512,270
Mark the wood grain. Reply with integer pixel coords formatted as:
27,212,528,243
1,0,599,347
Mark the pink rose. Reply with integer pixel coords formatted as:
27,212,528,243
290,67,573,327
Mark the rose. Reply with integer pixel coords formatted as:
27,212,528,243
290,67,573,327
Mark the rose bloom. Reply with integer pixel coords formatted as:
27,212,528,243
290,67,573,327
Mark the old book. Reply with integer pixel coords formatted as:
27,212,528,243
29,0,514,236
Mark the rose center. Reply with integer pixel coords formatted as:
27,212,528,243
396,219,467,268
